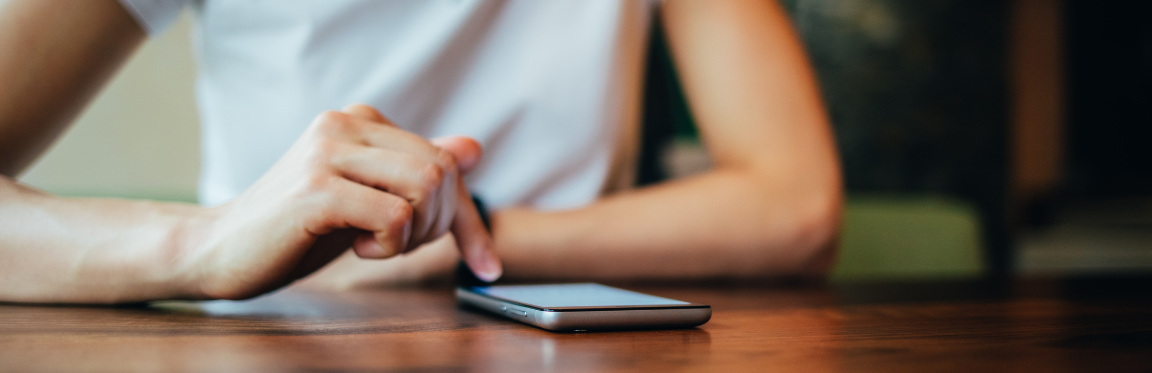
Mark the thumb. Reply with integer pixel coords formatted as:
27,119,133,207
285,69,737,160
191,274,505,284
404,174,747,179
432,136,483,174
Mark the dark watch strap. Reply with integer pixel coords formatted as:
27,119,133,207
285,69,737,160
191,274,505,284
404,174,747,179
455,194,490,286
471,194,492,231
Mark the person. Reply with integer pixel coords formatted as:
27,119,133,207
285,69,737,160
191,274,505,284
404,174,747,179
0,0,842,303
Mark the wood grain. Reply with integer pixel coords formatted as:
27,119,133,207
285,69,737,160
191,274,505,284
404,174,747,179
1,279,1150,372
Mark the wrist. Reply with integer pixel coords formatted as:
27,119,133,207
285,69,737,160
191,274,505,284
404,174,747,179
154,203,219,300
487,207,539,275
65,199,214,303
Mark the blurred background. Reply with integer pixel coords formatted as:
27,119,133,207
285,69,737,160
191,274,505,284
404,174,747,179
17,0,1152,281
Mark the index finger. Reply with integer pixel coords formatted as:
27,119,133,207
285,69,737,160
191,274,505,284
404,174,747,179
451,184,502,282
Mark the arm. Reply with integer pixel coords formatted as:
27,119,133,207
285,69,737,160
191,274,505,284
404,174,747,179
0,0,143,175
0,0,198,303
493,0,842,280
0,0,499,303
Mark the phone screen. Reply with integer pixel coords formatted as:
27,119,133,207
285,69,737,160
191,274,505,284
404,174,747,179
470,283,689,308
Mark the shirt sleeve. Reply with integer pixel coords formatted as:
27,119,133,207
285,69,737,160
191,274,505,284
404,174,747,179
117,0,191,36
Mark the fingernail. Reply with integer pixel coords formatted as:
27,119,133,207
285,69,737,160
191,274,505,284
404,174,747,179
370,233,399,257
475,249,503,282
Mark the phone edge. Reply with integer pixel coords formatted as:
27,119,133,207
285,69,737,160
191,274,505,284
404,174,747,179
456,287,712,332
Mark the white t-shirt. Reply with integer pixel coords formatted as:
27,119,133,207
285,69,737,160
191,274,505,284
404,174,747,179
119,0,652,209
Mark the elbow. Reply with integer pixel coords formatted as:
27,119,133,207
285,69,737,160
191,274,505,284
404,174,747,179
788,185,842,277
753,178,842,278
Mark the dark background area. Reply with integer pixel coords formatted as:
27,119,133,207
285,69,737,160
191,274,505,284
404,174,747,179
783,0,1012,276
1064,0,1152,199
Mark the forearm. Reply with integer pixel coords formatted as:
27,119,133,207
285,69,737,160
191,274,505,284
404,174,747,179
494,166,841,281
0,177,204,303
490,0,845,282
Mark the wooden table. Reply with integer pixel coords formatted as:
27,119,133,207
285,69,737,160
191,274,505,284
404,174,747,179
2,277,1150,372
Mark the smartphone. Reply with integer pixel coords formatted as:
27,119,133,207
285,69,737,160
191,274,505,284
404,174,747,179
456,283,711,331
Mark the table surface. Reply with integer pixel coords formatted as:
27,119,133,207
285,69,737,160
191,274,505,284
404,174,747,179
2,277,1151,372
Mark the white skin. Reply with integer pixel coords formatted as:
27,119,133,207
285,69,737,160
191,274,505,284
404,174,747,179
0,0,842,303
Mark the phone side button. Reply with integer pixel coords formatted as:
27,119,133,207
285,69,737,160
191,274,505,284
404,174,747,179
505,308,528,317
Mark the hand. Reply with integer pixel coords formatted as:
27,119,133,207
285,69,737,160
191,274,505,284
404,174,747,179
298,233,464,290
177,104,501,299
